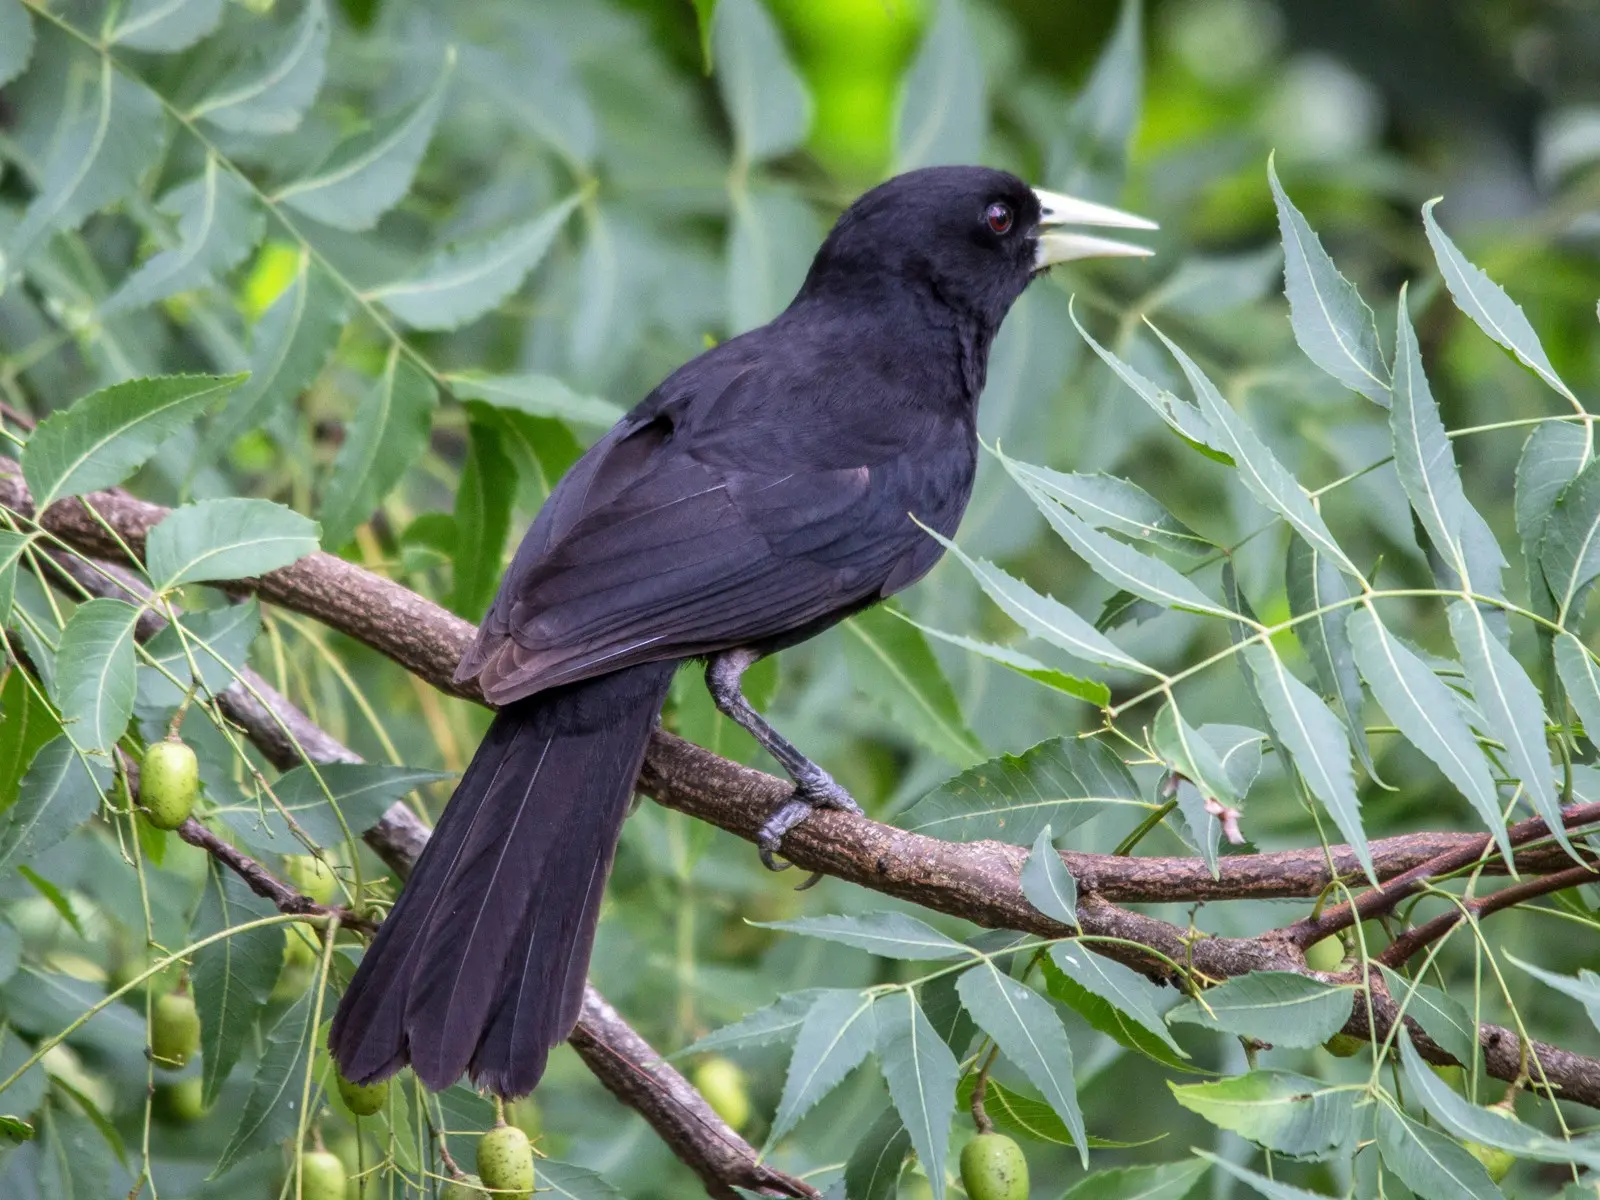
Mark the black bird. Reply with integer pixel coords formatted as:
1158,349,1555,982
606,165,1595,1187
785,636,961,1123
329,166,1155,1097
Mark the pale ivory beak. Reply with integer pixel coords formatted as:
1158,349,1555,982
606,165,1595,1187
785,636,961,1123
1031,188,1158,267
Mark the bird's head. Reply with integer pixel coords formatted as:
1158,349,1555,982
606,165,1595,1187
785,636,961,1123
796,165,1156,330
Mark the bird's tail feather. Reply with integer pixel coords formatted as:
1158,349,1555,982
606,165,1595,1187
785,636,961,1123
329,660,677,1096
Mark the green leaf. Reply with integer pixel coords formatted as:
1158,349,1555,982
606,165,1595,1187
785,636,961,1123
0,532,33,630
199,253,347,469
894,0,985,171
768,989,875,1144
899,735,1139,846
137,599,261,709
53,599,139,755
1267,157,1390,405
104,157,264,314
106,0,223,52
0,913,19,985
35,1104,117,1198
691,0,717,68
1168,971,1354,1047
726,184,821,334
1555,632,1600,747
1376,1104,1504,1200
713,0,809,162
999,459,1211,557
1046,943,1187,1058
842,1104,909,1200
535,1160,623,1200
318,350,437,548
1348,607,1508,862
921,527,1154,675
445,372,623,429
1287,535,1373,774
1020,824,1078,926
23,373,245,508
146,498,319,587
234,763,448,855
0,668,63,817
678,989,829,1057
213,988,316,1177
1169,1070,1357,1159
1152,701,1240,874
1540,456,1600,624
1048,0,1142,194
759,912,972,961
903,617,1111,706
190,0,329,133
1446,600,1569,856
1376,965,1477,1067
956,961,1087,1165
1062,1160,1209,1200
1504,954,1600,1036
1514,421,1589,553
274,52,453,230
0,737,110,875
449,416,515,621
874,989,959,1200
1399,1029,1600,1170
1192,1150,1333,1200
1422,199,1577,404
18,864,85,940
842,606,985,767
0,0,35,89
8,60,164,264
367,194,581,330
190,863,281,1107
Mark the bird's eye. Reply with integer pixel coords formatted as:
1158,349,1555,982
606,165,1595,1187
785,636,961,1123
984,201,1014,235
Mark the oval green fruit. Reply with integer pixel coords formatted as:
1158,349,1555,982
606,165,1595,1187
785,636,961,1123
299,1149,347,1200
151,989,200,1069
692,1057,751,1131
477,1124,534,1200
442,1174,487,1199
284,855,337,905
1464,1141,1515,1183
960,1132,1029,1200
157,1075,207,1123
141,740,198,830
337,1072,388,1117
1304,936,1345,973
1322,1033,1366,1058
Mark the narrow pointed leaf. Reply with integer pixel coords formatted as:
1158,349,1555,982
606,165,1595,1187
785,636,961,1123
768,990,875,1144
1287,536,1372,773
190,864,281,1107
212,990,316,1176
0,738,111,874
1377,964,1478,1067
678,990,830,1057
1062,1160,1209,1200
53,599,140,755
0,531,33,628
1514,421,1589,551
449,416,515,621
1047,943,1186,1056
1170,1070,1357,1159
445,372,623,428
843,1105,910,1200
137,600,261,709
903,618,1111,706
759,912,971,961
1168,971,1354,1047
1505,954,1600,1036
1555,632,1600,746
1540,456,1600,623
874,990,960,1200
1020,824,1078,926
146,498,320,587
236,763,448,854
713,0,809,162
318,351,437,548
190,0,329,133
1001,460,1210,556
107,0,223,52
1376,1104,1504,1200
842,606,985,765
1193,1150,1332,1200
0,0,34,89
1153,700,1241,817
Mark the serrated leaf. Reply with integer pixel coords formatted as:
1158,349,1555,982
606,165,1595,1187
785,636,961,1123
190,0,329,133
1505,954,1600,1037
0,532,32,630
1169,1070,1356,1159
679,990,829,1057
1268,157,1390,404
146,498,319,587
104,157,264,314
0,0,34,89
1399,1029,1600,1170
1377,964,1477,1067
367,194,581,330
1514,421,1589,551
768,989,875,1145
1047,943,1186,1057
1555,633,1600,747
903,618,1112,706
1152,701,1238,876
53,599,139,755
1423,199,1576,403
899,735,1139,846
1446,600,1570,856
0,738,110,875
8,60,164,264
1376,1104,1504,1200
445,372,622,429
1540,456,1600,624
447,416,515,622
759,912,971,961
842,606,985,766
1348,607,1508,862
1287,536,1373,773
726,184,820,334
1021,824,1078,926
1001,459,1211,557
232,763,447,855
921,526,1154,675
957,961,1086,1164
1193,1149,1334,1200
1168,971,1353,1048
138,599,261,709
843,1104,909,1200
1062,1160,1209,1200
212,989,316,1176
713,0,809,162
190,863,281,1106
894,0,984,171
318,350,437,548
537,1159,624,1200
274,53,452,230
874,990,959,1200
106,0,223,52
23,374,245,508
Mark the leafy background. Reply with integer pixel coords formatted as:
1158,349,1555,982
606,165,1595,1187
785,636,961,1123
1,0,1600,1197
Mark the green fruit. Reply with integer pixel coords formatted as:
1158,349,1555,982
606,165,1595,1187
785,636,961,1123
151,989,200,1069
140,740,198,830
692,1057,751,1131
1464,1141,1515,1183
157,1076,207,1123
284,855,337,905
1305,936,1345,972
959,1132,1029,1200
1322,1033,1366,1057
442,1175,486,1199
336,1072,388,1117
299,1148,347,1200
476,1124,534,1200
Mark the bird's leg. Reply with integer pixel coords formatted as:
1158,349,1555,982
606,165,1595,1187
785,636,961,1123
705,649,861,872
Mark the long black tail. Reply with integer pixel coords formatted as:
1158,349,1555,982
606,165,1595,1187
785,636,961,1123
329,660,677,1097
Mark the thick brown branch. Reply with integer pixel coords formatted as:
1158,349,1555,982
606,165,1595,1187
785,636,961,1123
9,467,1600,1112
